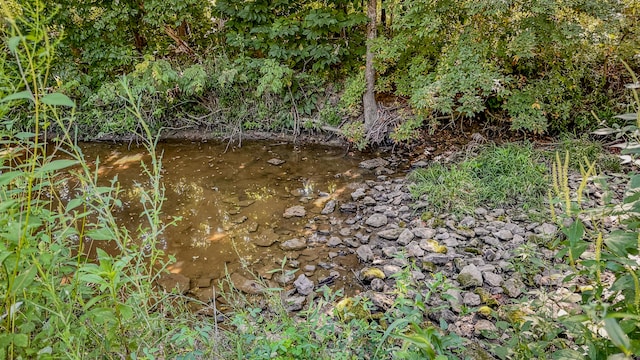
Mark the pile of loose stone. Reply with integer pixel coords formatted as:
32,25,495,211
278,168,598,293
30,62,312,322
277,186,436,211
274,156,628,347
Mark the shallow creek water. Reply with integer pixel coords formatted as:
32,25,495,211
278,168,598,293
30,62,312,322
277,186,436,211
57,140,381,294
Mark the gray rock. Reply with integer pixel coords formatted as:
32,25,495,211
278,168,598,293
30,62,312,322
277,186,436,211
351,188,367,201
406,241,425,257
267,158,285,166
423,253,452,265
280,238,307,251
340,203,357,213
343,237,360,248
535,223,558,236
283,205,306,218
459,216,476,228
483,272,503,287
360,158,390,170
445,289,463,313
382,246,397,258
370,278,385,292
285,296,306,311
158,273,190,294
365,214,388,228
474,207,488,216
294,274,315,295
254,229,279,247
382,264,403,277
474,227,490,236
494,229,514,241
413,227,436,239
456,228,476,238
503,278,524,298
397,229,415,245
474,319,497,336
378,228,405,240
275,271,296,285
363,196,377,206
462,292,481,306
303,264,316,273
411,270,426,281
230,273,264,295
321,200,336,215
356,245,374,262
327,236,342,247
457,264,483,288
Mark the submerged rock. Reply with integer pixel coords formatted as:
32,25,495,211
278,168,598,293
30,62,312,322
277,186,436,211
359,158,389,170
283,205,306,218
158,273,190,294
279,238,307,251
230,273,264,295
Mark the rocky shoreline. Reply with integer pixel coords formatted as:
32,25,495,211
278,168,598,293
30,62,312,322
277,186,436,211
159,152,628,351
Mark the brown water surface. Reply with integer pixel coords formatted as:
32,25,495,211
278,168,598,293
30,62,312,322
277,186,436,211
59,140,374,293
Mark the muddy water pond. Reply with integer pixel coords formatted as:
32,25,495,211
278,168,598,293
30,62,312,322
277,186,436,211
61,140,389,297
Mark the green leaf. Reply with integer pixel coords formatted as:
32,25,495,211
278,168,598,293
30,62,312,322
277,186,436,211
11,265,37,295
604,317,631,354
66,198,84,212
8,36,22,54
552,349,585,360
37,159,78,174
1,90,32,103
605,231,638,257
41,93,76,108
86,227,116,241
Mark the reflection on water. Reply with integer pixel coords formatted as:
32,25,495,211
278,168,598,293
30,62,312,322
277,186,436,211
56,140,370,289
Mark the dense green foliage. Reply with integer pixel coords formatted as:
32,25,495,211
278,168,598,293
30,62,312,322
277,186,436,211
2,0,638,139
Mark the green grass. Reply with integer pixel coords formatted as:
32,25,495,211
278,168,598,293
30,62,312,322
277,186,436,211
409,143,549,215
549,135,621,173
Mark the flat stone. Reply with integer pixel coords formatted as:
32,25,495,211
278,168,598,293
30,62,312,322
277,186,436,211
494,229,514,241
158,273,190,294
457,264,483,288
462,292,481,306
397,229,415,245
340,203,357,213
459,216,476,228
351,188,367,201
474,319,497,335
378,228,405,240
254,229,279,247
230,273,264,294
280,238,307,251
294,274,315,295
363,196,377,206
285,296,306,311
423,253,452,265
535,223,558,236
483,272,503,287
406,241,425,257
303,264,316,273
503,278,524,298
413,227,436,239
356,245,374,262
359,158,390,170
382,246,397,258
283,205,306,218
321,200,336,215
267,158,285,166
382,264,403,277
365,214,388,228
327,236,342,247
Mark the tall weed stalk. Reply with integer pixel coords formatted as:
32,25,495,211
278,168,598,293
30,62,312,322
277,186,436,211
0,3,215,358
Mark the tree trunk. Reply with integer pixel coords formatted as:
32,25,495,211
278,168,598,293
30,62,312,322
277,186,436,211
363,0,377,133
